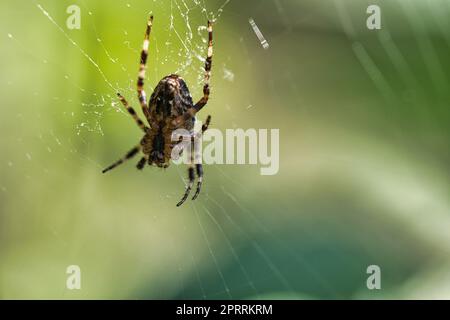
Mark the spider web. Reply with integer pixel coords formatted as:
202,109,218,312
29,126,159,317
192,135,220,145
4,0,350,300
29,0,264,299
49,0,293,300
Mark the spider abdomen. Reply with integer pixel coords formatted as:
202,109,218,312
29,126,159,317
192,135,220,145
145,74,196,167
149,74,195,126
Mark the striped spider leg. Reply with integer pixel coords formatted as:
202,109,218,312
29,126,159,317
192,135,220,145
176,115,211,206
102,16,154,174
175,21,213,206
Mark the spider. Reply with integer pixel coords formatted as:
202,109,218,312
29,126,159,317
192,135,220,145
102,16,213,207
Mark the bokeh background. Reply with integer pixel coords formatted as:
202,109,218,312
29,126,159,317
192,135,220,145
1,0,449,299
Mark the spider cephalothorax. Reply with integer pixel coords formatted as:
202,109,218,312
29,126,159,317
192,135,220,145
102,16,213,206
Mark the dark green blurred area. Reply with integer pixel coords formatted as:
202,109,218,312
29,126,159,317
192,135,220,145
0,0,449,299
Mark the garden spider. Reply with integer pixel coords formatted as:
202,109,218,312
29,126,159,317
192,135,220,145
102,16,213,207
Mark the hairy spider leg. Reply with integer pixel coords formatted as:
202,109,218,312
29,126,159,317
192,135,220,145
191,164,203,201
173,20,213,127
102,145,141,173
194,21,213,112
177,136,196,207
136,153,150,170
137,15,153,121
116,93,148,132
191,115,211,200
201,115,212,133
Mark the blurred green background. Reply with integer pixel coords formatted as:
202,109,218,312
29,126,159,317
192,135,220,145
0,0,449,299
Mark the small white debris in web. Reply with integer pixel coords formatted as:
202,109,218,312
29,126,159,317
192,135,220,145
248,17,269,50
222,66,235,82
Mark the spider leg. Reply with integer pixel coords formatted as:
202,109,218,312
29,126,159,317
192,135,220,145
202,115,211,133
191,164,203,200
116,93,148,132
102,145,141,173
191,115,211,200
136,154,149,170
172,21,212,127
137,15,154,121
176,165,195,207
193,20,213,113
177,135,197,206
